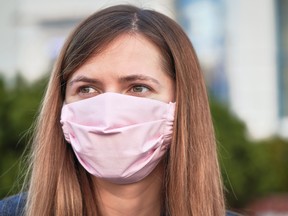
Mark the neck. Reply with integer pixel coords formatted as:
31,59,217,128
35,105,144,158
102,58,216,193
94,164,163,216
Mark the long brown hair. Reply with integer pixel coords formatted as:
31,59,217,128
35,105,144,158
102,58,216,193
25,4,225,216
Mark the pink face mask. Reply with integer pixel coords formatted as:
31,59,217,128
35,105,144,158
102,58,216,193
60,93,175,184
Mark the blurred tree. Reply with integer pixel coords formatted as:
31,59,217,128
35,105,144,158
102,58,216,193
0,75,5,146
211,101,288,210
0,74,288,212
0,74,47,198
211,100,254,208
251,138,288,196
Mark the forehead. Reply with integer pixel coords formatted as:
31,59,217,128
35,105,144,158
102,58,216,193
68,33,165,78
92,33,161,60
75,34,163,72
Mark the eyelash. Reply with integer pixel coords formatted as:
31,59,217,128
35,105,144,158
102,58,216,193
77,86,98,96
129,84,151,92
75,83,153,97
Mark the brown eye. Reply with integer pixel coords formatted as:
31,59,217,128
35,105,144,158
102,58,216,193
131,85,150,93
79,86,97,94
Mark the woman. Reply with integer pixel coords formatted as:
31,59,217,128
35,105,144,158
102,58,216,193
0,4,231,216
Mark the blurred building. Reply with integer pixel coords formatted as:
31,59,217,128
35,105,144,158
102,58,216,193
177,0,288,140
0,0,287,140
0,0,175,80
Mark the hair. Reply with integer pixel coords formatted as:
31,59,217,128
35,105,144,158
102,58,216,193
25,4,225,216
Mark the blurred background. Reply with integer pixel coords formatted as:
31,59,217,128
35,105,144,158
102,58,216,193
0,0,287,215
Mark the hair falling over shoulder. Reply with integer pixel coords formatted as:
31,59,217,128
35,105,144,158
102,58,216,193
24,4,225,216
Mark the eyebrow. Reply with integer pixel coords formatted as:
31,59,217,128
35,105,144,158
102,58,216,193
68,76,102,86
68,74,161,86
119,74,160,86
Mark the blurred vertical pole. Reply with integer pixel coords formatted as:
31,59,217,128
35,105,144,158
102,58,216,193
277,0,288,138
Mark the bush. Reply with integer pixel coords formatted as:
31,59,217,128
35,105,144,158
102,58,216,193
0,74,288,210
211,101,288,209
0,74,47,198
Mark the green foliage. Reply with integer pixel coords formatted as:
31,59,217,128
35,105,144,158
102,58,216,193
0,74,47,198
211,101,288,209
0,74,288,211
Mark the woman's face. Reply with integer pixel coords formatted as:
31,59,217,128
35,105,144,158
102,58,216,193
65,34,175,104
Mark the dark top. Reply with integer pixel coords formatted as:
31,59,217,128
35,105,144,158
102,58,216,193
0,194,241,216
0,194,26,216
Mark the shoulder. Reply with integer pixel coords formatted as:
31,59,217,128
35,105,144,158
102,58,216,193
0,193,26,216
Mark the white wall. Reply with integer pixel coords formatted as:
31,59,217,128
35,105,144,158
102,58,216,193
225,0,278,139
0,0,18,78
